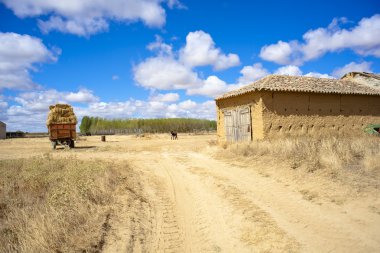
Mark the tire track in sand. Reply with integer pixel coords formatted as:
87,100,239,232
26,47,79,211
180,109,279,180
127,153,245,252
183,151,380,253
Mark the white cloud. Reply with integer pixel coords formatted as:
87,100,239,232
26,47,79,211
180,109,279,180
4,88,96,131
165,100,215,119
134,55,241,98
167,0,186,9
38,16,109,36
149,92,180,102
1,0,182,36
13,89,99,112
304,72,334,79
235,64,332,80
65,89,99,103
134,31,241,97
187,76,229,97
260,41,299,65
302,15,380,60
0,96,8,122
147,35,173,56
332,61,372,78
238,63,270,85
134,56,201,90
0,32,58,90
177,99,196,110
179,30,240,70
272,65,333,78
274,65,303,76
112,75,119,80
260,14,380,65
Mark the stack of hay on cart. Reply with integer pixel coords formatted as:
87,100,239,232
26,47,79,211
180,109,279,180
46,104,77,126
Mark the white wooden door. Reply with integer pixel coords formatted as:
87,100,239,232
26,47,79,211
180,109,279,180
224,107,252,142
224,110,235,142
237,107,252,142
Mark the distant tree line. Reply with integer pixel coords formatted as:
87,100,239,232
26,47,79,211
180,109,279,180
79,116,217,135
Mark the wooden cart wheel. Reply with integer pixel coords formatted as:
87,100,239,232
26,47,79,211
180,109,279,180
69,140,75,148
64,139,71,150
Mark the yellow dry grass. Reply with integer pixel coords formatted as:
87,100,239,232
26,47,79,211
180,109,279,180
0,155,131,253
219,135,380,204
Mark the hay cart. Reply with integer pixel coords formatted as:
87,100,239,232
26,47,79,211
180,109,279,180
48,124,76,149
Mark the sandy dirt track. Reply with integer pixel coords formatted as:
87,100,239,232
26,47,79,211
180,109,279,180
1,134,380,252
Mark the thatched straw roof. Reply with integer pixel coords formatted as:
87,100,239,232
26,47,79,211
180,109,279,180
215,75,380,100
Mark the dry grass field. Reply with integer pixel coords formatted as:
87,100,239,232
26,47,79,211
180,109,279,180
1,134,380,253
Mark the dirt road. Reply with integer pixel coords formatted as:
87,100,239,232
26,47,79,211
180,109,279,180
1,134,379,252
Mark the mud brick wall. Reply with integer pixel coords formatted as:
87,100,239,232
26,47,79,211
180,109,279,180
262,91,380,138
216,91,380,141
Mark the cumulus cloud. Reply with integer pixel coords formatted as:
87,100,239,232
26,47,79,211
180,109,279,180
238,63,270,85
274,65,303,76
134,56,201,90
149,92,180,102
233,62,333,82
38,16,109,36
179,31,240,70
0,32,58,90
64,89,99,103
331,61,372,78
167,0,186,9
304,72,334,79
273,65,334,78
13,89,99,111
76,99,215,121
187,76,229,97
260,41,299,65
0,95,8,121
260,14,380,65
1,0,182,36
134,31,241,97
147,35,173,56
4,88,98,131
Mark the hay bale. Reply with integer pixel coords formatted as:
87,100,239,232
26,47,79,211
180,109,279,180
46,104,77,126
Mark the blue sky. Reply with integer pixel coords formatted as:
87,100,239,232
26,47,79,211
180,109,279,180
0,0,379,131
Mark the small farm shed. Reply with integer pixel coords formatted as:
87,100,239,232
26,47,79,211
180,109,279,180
215,75,380,142
0,121,6,139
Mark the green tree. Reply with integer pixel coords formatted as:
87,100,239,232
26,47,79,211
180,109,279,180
79,116,92,134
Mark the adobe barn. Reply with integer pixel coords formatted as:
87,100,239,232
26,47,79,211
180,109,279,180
215,74,380,142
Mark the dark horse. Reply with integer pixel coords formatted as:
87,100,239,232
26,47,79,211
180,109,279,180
170,131,178,140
